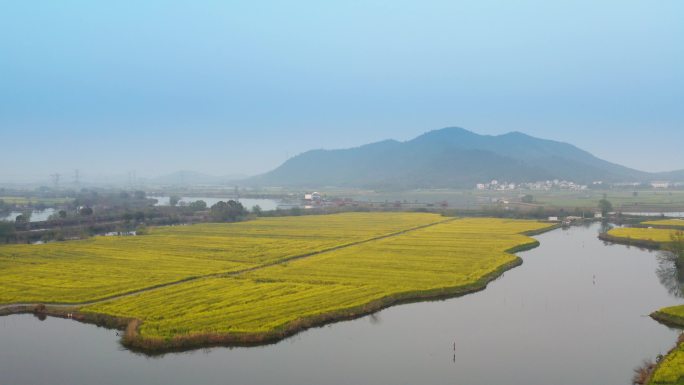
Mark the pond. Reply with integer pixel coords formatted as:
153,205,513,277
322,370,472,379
1,223,682,385
0,208,56,223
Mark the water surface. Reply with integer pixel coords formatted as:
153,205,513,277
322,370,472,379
1,208,56,222
1,224,682,385
150,196,280,211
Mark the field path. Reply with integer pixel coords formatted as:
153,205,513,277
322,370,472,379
0,217,455,312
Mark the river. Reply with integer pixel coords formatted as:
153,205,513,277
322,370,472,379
1,223,682,385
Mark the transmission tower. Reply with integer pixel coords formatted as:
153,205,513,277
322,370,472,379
50,173,61,189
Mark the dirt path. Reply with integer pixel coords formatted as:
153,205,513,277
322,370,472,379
0,217,455,312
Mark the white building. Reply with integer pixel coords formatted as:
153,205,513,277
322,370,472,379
650,181,671,189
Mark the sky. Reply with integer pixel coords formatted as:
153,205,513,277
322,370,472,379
1,0,683,183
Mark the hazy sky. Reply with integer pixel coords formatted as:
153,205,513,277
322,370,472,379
1,0,682,182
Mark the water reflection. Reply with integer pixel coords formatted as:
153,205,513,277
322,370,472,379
368,313,381,325
598,220,613,234
656,251,684,298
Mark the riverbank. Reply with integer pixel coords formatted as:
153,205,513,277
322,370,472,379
646,332,684,385
1,216,556,354
3,222,679,385
598,223,684,385
115,249,535,354
649,306,684,385
4,243,537,354
652,306,684,328
598,232,663,249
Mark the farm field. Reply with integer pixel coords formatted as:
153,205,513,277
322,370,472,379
607,227,677,244
604,217,684,246
0,212,443,304
657,305,684,321
0,196,72,205
643,219,684,228
650,347,684,385
82,218,551,346
331,189,684,211
530,190,684,210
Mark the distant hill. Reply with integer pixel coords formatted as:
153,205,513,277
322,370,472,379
248,127,682,189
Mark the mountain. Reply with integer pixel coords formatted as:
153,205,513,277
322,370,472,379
248,127,680,189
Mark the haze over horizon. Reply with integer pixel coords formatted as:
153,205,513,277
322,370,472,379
2,0,683,182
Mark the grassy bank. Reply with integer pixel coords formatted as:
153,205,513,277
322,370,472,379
652,305,684,328
598,232,663,249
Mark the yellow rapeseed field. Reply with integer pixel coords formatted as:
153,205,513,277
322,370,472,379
0,212,442,303
83,217,550,340
650,305,684,385
606,227,677,243
642,219,684,228
650,345,684,385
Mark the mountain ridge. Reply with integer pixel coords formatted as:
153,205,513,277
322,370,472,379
247,127,682,189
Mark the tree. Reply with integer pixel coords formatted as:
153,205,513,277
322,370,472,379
598,199,613,217
79,207,93,216
210,200,246,222
135,224,148,235
134,190,146,200
521,194,534,204
134,211,145,222
15,211,31,223
169,195,181,207
668,230,684,268
0,221,14,243
58,210,67,219
188,200,207,211
251,205,262,215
